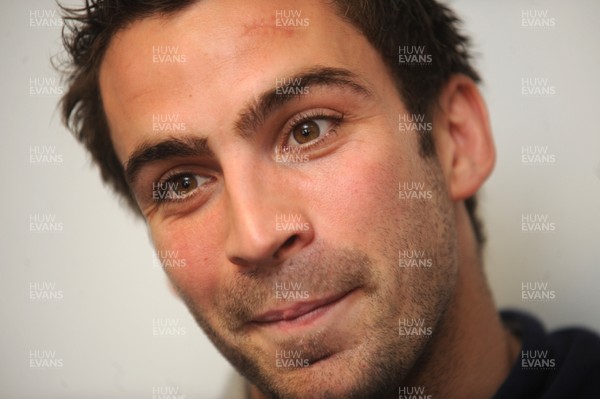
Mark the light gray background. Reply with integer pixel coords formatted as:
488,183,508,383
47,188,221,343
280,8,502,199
1,0,599,397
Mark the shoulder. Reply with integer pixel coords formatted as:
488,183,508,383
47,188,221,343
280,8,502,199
547,325,600,397
494,310,600,399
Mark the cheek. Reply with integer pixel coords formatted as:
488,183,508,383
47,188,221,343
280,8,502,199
307,132,416,244
149,212,225,309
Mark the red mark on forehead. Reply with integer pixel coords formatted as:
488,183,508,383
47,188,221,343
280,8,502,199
242,15,296,38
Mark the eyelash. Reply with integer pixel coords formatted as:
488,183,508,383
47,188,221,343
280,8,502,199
152,169,209,204
149,110,345,207
282,109,344,150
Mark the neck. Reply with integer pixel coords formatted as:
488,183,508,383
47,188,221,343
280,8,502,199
399,204,520,399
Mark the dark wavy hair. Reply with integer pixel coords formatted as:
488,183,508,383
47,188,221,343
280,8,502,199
59,0,486,246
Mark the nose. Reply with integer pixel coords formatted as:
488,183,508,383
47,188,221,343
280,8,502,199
224,159,313,269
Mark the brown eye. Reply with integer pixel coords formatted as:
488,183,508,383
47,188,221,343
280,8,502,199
155,173,205,201
292,120,321,144
173,174,198,196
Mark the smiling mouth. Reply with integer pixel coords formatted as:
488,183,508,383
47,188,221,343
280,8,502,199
250,288,356,328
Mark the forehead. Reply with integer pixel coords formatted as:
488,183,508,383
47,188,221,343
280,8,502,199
99,0,386,162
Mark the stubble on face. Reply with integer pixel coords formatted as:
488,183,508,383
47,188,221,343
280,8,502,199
99,0,461,396
171,157,458,399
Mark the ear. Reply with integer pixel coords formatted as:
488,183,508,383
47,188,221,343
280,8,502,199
433,75,495,201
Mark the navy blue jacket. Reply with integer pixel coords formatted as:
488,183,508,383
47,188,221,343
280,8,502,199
493,310,600,399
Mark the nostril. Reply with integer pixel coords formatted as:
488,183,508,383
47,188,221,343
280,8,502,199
282,235,298,250
274,235,298,260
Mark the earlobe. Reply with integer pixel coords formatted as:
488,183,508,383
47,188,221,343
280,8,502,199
434,75,496,201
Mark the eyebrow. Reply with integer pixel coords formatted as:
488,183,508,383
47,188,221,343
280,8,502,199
235,66,372,135
123,66,371,187
125,136,212,186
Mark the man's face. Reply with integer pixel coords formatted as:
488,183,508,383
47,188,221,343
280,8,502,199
100,0,459,397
